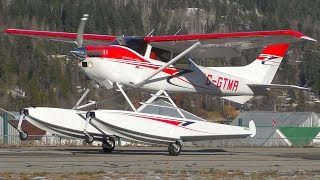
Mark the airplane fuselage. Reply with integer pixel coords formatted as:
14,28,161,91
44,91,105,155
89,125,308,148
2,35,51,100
80,45,255,96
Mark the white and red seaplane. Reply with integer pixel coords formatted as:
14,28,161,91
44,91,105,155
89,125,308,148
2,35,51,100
5,14,315,155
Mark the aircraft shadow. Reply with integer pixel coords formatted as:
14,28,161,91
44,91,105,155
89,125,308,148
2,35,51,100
266,153,320,160
60,148,238,156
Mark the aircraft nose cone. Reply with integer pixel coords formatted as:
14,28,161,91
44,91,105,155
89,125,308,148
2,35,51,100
71,47,86,60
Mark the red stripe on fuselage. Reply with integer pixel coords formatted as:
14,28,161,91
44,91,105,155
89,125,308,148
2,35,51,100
87,46,148,62
109,59,202,88
87,45,195,86
96,46,180,75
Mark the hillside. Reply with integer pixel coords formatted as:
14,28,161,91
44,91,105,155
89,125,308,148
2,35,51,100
0,0,319,116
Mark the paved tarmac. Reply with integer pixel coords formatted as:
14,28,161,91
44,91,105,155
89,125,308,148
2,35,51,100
0,146,319,173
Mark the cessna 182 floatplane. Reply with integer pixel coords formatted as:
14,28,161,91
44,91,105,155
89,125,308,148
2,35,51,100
5,14,315,155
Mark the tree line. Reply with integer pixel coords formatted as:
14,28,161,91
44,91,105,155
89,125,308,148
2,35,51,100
0,0,319,113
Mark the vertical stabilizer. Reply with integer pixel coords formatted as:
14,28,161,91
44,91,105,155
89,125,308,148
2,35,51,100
241,43,289,83
211,44,290,84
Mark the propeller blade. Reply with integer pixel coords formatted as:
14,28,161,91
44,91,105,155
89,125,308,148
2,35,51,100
76,14,89,47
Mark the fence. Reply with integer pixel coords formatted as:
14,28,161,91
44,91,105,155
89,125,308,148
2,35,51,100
1,135,320,147
193,137,320,147
0,135,84,146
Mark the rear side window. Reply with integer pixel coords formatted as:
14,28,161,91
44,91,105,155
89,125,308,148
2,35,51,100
150,47,171,63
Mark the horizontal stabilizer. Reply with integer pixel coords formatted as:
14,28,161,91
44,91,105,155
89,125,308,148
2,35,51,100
248,84,309,95
222,96,253,104
248,83,309,90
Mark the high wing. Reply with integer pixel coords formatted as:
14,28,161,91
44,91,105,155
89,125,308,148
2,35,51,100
5,29,117,45
248,83,309,95
145,30,316,58
5,29,315,56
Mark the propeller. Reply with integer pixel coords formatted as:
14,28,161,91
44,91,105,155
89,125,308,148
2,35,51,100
76,14,89,48
71,14,89,60
69,14,115,90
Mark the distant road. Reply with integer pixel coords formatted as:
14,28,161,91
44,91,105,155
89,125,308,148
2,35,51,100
1,146,320,173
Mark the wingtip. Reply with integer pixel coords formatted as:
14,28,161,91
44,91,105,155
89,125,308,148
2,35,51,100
4,29,21,34
301,35,317,42
4,29,13,34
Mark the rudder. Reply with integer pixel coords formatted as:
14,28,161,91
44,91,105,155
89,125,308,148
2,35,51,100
209,43,290,84
240,43,289,83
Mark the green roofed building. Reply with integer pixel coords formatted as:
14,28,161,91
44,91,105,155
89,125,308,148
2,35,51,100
232,111,320,146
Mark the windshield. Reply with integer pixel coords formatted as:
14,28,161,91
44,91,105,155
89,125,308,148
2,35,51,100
111,36,147,55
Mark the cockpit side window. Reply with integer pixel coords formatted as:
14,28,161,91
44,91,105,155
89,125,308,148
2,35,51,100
150,47,171,63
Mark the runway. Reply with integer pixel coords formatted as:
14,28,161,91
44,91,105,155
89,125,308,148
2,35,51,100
0,146,319,178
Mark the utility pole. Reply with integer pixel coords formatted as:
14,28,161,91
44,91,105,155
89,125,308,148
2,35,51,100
2,113,9,145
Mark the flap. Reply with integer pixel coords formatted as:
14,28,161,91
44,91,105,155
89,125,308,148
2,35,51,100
145,30,315,58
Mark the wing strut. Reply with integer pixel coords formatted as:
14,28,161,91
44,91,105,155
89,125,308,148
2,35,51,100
115,83,137,112
72,89,90,110
133,41,201,87
137,90,186,119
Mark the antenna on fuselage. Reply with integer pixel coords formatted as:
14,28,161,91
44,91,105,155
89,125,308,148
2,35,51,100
174,29,181,36
172,29,182,44
147,29,155,37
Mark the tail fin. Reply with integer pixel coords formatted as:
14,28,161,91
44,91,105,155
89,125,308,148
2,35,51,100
211,44,290,84
241,43,289,83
